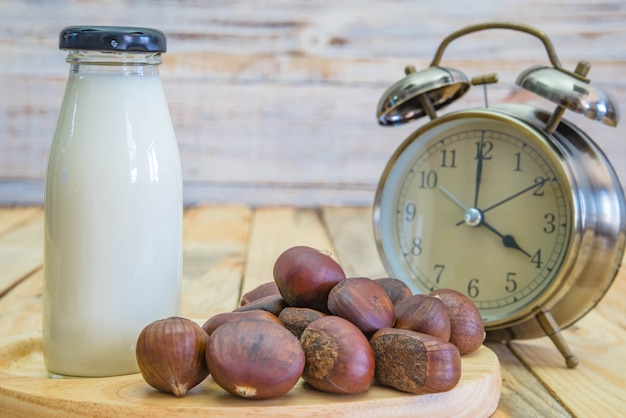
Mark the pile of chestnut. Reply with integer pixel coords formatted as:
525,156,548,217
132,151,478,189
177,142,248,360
136,245,485,400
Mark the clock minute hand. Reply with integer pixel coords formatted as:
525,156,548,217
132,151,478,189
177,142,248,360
473,133,485,208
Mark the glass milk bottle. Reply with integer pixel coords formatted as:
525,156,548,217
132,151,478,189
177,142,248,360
43,26,182,377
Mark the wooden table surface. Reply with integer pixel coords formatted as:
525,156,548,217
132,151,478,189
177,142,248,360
0,205,625,417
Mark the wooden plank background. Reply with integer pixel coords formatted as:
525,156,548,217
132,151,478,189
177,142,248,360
1,0,625,206
1,205,625,416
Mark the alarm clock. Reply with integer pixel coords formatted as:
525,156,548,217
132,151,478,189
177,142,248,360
373,22,625,368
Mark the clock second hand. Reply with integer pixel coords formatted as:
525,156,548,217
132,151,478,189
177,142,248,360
438,185,532,258
455,177,550,226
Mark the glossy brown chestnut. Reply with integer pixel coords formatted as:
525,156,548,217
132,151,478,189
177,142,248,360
136,317,210,397
206,318,305,399
239,281,280,306
300,315,375,394
278,306,327,339
232,293,288,317
394,294,451,341
273,246,346,313
327,277,395,337
430,288,485,355
370,328,461,394
374,277,413,305
201,310,282,336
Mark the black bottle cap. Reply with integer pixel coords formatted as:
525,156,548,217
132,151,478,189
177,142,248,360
59,26,167,52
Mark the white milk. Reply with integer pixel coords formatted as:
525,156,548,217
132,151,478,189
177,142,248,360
43,66,182,377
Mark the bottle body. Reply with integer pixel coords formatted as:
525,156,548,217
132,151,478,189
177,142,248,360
43,51,182,377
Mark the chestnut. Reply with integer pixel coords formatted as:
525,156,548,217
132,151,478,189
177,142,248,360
239,281,280,306
430,288,485,355
370,328,461,394
232,293,288,317
136,317,210,397
300,315,375,394
327,277,395,337
202,310,282,336
206,318,305,399
394,294,451,341
273,246,346,313
374,277,413,305
278,306,327,339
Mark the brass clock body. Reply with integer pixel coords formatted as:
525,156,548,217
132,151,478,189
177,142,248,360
373,22,625,367
374,104,625,334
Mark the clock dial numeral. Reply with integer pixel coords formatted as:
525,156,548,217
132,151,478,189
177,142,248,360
411,236,423,256
544,213,556,233
533,176,547,196
440,149,457,168
531,249,543,268
418,170,438,189
468,278,480,299
513,152,522,172
474,139,493,160
433,264,445,284
405,202,416,221
506,272,518,293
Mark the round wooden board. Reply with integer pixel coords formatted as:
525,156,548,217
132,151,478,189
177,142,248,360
0,333,501,418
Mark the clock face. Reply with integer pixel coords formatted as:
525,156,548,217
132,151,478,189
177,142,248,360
374,110,576,326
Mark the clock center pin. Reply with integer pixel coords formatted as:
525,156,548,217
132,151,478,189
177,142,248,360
463,208,482,227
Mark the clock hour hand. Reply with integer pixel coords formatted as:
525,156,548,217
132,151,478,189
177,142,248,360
466,207,532,257
439,186,531,257
480,218,532,258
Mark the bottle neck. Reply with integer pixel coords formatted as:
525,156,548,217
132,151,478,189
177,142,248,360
66,50,162,76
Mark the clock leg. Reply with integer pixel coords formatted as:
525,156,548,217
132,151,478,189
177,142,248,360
536,309,579,369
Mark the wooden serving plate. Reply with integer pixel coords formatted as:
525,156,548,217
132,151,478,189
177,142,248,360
0,333,501,417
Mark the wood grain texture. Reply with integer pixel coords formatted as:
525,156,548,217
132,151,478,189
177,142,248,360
510,312,626,417
242,207,337,294
596,263,626,330
0,207,41,236
321,206,387,279
485,342,572,417
1,1,625,205
0,336,501,418
180,205,252,318
0,272,43,338
0,205,625,416
0,212,43,296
